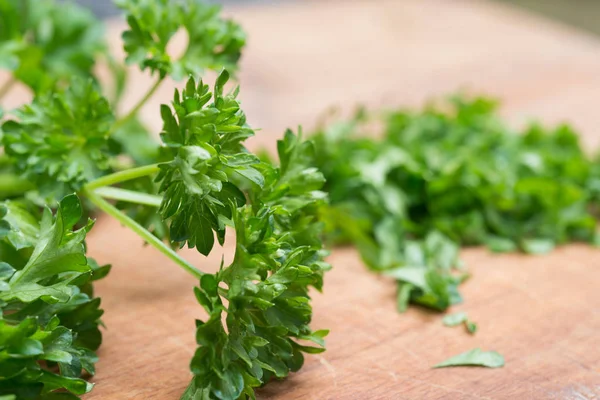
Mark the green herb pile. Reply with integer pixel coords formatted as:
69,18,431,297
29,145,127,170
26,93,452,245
1,0,598,397
0,0,329,399
312,96,600,313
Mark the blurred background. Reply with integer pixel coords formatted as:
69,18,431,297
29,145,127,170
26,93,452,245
499,0,600,35
76,0,600,36
74,0,277,18
63,0,600,153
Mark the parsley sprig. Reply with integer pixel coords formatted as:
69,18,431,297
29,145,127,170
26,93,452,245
79,74,330,399
0,1,331,399
182,129,330,399
156,71,257,255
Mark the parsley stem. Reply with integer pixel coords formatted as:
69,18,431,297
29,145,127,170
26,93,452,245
0,173,34,197
94,187,162,207
83,188,203,280
84,163,161,190
110,78,164,134
0,78,16,101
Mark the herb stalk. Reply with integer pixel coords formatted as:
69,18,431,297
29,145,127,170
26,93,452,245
83,187,203,280
84,163,161,190
110,78,164,133
93,186,163,207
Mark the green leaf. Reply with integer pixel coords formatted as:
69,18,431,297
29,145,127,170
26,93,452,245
396,283,412,313
7,198,90,294
433,348,505,368
235,166,264,187
0,262,15,280
521,238,555,254
442,312,468,327
1,200,40,250
386,266,456,312
38,371,93,395
465,321,478,334
485,236,517,253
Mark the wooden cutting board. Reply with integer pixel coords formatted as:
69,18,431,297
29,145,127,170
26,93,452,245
68,0,600,398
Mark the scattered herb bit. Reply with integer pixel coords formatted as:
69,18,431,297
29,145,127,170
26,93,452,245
442,312,477,335
465,320,478,334
433,348,505,369
442,312,468,327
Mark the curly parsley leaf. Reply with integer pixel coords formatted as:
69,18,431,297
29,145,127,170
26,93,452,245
116,0,245,79
2,78,115,203
156,71,259,255
0,195,107,399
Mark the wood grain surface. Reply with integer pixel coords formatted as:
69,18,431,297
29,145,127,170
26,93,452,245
37,0,600,398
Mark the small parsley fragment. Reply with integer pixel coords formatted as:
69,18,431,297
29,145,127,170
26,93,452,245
442,312,468,327
442,312,477,334
433,348,504,369
465,321,477,334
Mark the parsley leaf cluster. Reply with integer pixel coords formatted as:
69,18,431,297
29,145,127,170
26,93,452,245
116,0,245,79
0,195,108,399
312,97,600,312
2,79,115,203
1,0,333,398
0,0,105,93
157,71,257,255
